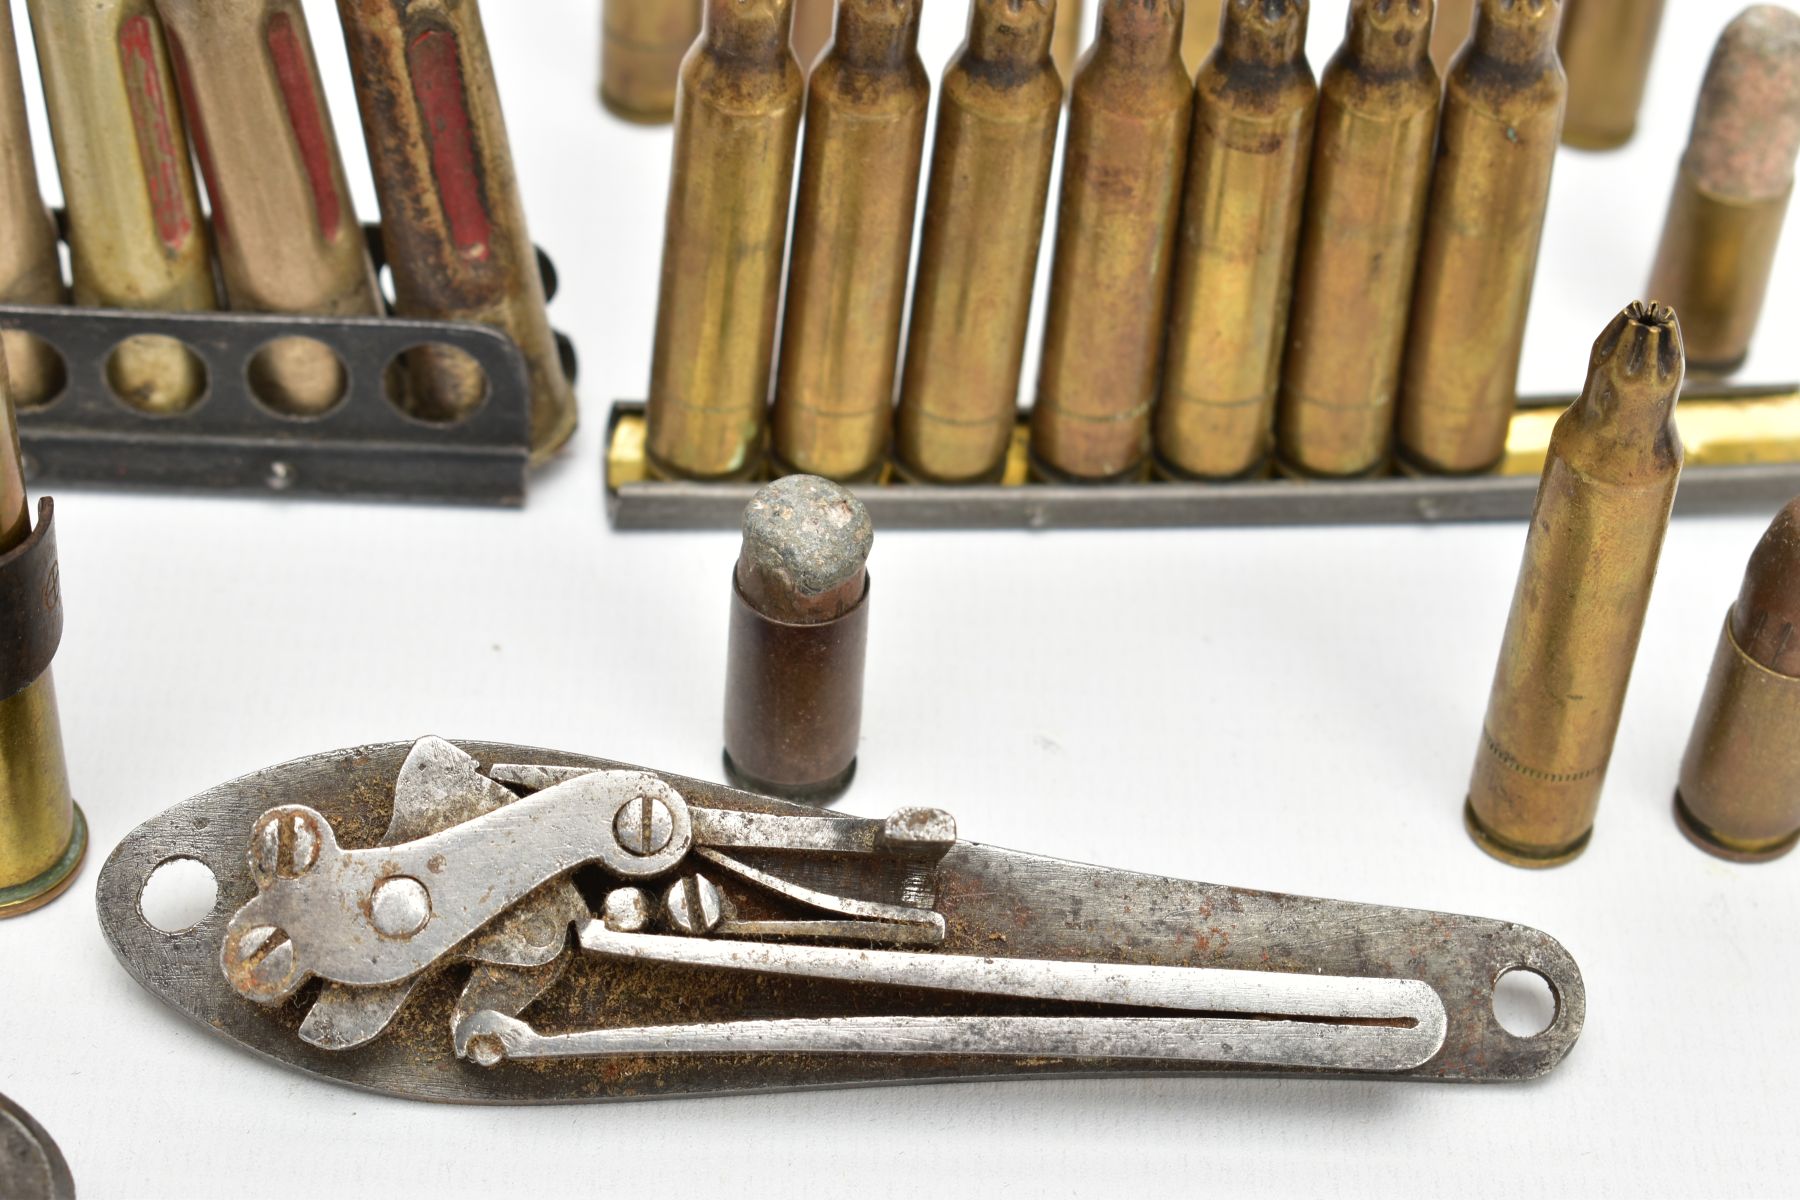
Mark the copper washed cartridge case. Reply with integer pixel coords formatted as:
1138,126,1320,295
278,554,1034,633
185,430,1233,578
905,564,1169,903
1647,6,1800,378
723,474,871,802
1466,302,1683,869
26,0,213,415
773,0,929,482
601,0,703,124
1157,0,1316,481
1277,0,1440,480
896,0,1063,485
156,0,379,418
1031,0,1191,482
647,0,803,482
1558,0,1664,150
794,0,835,71
1397,0,1565,476
0,5,65,411
338,0,579,458
0,353,83,918
1053,0,1085,83
1675,498,1800,862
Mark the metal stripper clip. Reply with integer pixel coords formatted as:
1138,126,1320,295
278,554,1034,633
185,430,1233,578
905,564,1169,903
98,737,1585,1103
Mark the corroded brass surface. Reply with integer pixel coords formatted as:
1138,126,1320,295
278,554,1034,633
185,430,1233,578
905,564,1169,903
0,6,64,411
338,0,578,459
1648,7,1800,377
1558,0,1664,150
1467,303,1683,868
601,0,702,124
26,0,213,414
895,0,1062,485
1277,0,1439,480
646,0,803,481
1031,0,1191,482
773,0,928,482
1676,498,1800,862
1157,0,1315,481
155,0,379,417
1397,0,1565,475
793,0,834,71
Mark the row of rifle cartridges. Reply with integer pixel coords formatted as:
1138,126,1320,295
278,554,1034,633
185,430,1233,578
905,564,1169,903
633,0,1800,490
0,0,573,459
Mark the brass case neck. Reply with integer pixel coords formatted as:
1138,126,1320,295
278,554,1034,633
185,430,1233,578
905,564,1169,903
1344,1,1431,77
1094,0,1184,69
1470,0,1561,69
704,0,796,59
1219,0,1307,68
829,0,922,68
968,0,1056,66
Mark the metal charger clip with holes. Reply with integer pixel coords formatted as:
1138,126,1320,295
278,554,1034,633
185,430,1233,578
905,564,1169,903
98,737,1585,1102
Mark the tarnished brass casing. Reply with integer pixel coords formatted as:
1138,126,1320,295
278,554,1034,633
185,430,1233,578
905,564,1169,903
338,0,579,459
0,355,83,919
773,0,929,482
1157,0,1315,481
1648,6,1800,378
1184,0,1224,70
1277,0,1440,480
793,0,835,72
1397,0,1565,476
601,0,703,124
896,0,1063,485
1031,0,1191,482
646,0,804,482
156,0,380,417
1466,303,1684,869
1558,0,1664,150
0,5,66,411
26,0,213,415
1431,0,1475,73
1676,499,1800,862
1052,0,1084,83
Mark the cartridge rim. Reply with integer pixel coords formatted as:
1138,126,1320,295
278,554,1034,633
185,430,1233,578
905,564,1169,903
1673,791,1800,864
1462,798,1590,869
0,801,86,918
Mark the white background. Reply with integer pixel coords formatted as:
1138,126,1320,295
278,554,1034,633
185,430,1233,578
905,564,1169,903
4,1,1798,1197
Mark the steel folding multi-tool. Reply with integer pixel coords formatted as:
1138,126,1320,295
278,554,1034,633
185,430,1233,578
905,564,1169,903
98,737,1586,1102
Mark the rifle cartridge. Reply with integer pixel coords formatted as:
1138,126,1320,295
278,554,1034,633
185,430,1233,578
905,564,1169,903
1277,0,1439,480
1648,6,1800,378
1466,303,1684,869
1558,0,1664,150
1157,0,1315,481
1676,498,1800,862
156,0,380,417
773,0,929,482
1397,0,1565,476
338,0,579,458
646,0,803,482
0,5,65,410
601,0,703,124
1031,0,1191,482
896,0,1063,485
26,0,213,415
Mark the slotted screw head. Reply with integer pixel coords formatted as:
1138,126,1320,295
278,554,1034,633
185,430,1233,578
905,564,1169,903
614,794,675,856
665,874,723,935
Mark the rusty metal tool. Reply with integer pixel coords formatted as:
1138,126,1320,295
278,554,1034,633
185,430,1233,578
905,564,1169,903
98,736,1586,1103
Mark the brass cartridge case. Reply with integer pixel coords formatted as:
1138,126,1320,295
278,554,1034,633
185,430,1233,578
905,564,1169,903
1031,0,1191,482
772,0,929,482
156,0,379,418
338,0,579,459
1157,0,1316,481
0,354,83,919
1184,0,1223,70
1053,0,1085,83
895,0,1063,485
601,0,703,124
723,474,871,802
1397,0,1565,476
1648,6,1800,378
0,5,65,411
647,0,804,481
1558,0,1664,150
1676,498,1800,862
1466,302,1684,869
1431,0,1475,73
1277,0,1440,479
794,0,835,71
26,0,213,415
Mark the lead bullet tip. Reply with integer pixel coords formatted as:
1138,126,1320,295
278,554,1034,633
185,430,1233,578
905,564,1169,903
1734,498,1800,676
738,475,874,624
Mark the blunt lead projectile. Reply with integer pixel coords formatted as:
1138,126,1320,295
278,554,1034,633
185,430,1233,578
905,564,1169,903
647,0,803,482
1466,303,1683,869
896,0,1063,485
1676,498,1800,862
1032,0,1191,482
1648,6,1800,378
338,0,579,457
